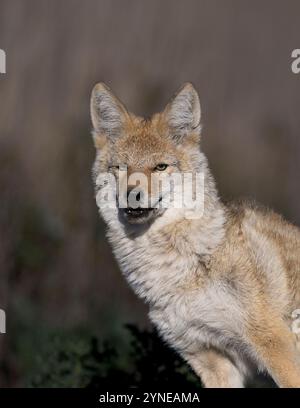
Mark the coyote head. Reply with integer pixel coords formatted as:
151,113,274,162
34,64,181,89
90,82,207,226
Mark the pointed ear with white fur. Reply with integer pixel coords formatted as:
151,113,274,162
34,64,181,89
90,83,129,143
164,83,201,141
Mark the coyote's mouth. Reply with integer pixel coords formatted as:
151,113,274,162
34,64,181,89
120,196,164,224
124,207,154,216
123,207,155,224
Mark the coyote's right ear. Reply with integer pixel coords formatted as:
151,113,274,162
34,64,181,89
163,82,201,142
90,83,129,145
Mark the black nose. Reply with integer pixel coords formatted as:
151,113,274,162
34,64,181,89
127,187,144,205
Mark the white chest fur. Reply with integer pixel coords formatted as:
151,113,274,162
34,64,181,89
107,218,246,358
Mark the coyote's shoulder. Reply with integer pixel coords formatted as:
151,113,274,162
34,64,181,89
226,200,300,309
90,82,300,387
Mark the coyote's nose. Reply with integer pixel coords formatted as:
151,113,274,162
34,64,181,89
127,187,145,206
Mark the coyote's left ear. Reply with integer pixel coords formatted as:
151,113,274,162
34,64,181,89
163,82,201,141
90,83,129,146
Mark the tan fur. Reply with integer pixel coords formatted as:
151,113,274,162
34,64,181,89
90,82,300,388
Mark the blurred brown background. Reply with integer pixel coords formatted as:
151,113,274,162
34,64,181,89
0,0,300,386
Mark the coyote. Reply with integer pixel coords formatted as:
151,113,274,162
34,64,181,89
90,82,300,387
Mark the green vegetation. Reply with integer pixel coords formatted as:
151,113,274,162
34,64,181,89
28,325,201,389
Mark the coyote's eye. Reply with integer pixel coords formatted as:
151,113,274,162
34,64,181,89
154,163,168,171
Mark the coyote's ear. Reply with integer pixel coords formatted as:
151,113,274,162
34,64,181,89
90,83,129,143
163,83,201,141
